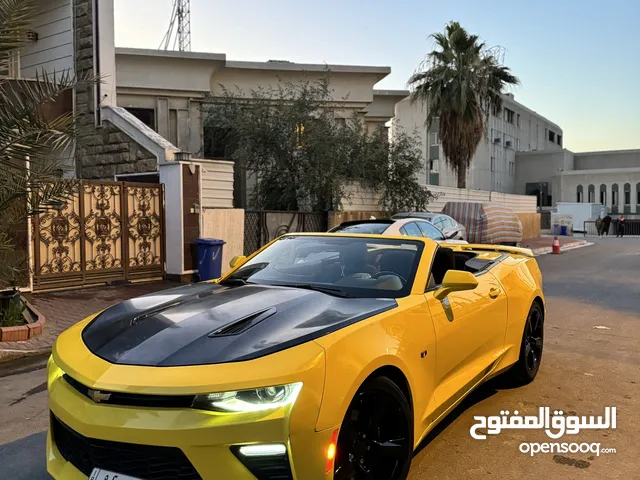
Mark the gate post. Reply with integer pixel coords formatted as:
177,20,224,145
159,162,184,280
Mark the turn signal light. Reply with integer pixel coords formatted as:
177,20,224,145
325,428,339,474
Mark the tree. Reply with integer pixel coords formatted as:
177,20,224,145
203,76,434,213
408,21,519,188
0,0,95,324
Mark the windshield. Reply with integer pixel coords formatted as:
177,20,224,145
224,235,423,298
330,222,392,234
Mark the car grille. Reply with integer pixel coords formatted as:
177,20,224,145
63,374,195,408
51,413,202,480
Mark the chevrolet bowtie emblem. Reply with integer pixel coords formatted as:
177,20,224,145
88,389,111,403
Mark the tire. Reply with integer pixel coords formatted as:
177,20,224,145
504,302,544,386
333,376,413,480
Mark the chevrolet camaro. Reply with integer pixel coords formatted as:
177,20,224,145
47,233,545,480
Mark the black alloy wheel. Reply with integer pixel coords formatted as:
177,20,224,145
506,301,544,385
334,376,413,480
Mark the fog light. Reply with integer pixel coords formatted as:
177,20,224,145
238,444,287,457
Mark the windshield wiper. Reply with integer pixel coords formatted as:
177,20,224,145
285,283,355,298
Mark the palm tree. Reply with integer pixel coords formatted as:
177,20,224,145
408,21,519,188
0,0,95,303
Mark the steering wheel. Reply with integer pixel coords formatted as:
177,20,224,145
372,271,408,284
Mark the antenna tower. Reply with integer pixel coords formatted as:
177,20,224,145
159,0,191,51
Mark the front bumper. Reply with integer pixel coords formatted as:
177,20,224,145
47,347,335,480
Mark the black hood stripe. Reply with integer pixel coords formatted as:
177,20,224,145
82,283,397,367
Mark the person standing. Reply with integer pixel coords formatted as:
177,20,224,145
595,216,603,236
617,216,626,238
603,215,612,237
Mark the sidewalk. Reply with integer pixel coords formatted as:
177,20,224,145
0,281,178,362
521,236,589,255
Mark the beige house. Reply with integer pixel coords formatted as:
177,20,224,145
114,52,403,172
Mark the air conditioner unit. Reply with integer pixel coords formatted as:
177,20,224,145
505,140,512,147
493,137,501,144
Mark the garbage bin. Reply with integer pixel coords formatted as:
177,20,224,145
552,224,560,235
560,225,567,236
195,238,225,281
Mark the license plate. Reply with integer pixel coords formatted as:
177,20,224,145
89,468,141,480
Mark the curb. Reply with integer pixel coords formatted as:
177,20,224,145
0,346,51,363
0,298,46,342
532,240,590,255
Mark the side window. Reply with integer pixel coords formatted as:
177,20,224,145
417,221,445,240
432,217,444,228
443,217,456,229
402,222,423,238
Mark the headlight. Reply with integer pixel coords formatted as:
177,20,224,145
191,382,302,413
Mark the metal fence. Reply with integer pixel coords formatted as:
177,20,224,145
584,220,640,237
244,211,328,255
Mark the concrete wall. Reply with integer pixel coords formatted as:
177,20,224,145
210,67,386,106
116,50,223,93
20,0,73,78
515,150,574,198
115,50,401,161
575,150,640,171
394,93,563,193
340,184,538,213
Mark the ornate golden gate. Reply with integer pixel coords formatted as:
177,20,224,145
32,181,165,291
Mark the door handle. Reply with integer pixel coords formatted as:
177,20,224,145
489,288,500,299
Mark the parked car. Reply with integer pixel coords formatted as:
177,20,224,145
392,212,467,241
46,233,544,479
328,218,468,243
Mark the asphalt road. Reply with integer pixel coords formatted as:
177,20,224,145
1,237,639,480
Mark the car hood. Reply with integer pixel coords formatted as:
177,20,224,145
82,282,397,367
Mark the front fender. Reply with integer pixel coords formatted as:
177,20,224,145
311,298,434,433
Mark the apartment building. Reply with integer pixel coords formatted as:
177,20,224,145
394,93,563,193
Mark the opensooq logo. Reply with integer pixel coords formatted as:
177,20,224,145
469,407,617,440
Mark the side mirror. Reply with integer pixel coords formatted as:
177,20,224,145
229,255,247,269
446,230,459,239
434,270,478,300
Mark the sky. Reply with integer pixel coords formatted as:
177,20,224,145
115,0,640,153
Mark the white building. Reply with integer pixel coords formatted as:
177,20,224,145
516,148,640,215
394,93,563,192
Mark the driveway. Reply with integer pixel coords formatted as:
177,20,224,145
0,238,638,479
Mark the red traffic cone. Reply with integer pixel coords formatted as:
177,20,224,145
552,236,561,254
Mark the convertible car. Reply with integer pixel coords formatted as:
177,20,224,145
47,233,545,480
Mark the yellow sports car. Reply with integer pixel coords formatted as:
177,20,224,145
47,233,545,480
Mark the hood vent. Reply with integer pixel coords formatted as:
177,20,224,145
209,307,277,337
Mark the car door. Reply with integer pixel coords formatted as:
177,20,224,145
424,265,507,421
